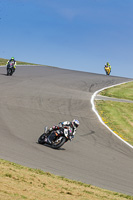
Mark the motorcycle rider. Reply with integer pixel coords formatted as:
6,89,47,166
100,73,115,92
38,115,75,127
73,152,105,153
104,62,111,72
45,119,80,144
7,57,16,72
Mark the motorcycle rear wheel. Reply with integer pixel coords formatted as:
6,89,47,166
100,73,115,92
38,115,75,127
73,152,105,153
51,136,66,149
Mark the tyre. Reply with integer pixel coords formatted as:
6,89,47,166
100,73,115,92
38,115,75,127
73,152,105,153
7,69,10,76
38,133,45,144
106,70,110,75
7,68,12,76
51,137,67,149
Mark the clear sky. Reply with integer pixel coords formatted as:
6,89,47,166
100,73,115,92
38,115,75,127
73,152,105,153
0,0,133,78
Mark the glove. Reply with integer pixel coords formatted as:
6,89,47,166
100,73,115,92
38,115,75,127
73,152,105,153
49,126,57,132
52,125,59,130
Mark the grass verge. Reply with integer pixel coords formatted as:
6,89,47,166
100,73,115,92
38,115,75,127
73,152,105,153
95,101,133,145
0,58,37,66
0,159,133,200
100,81,133,101
96,81,133,146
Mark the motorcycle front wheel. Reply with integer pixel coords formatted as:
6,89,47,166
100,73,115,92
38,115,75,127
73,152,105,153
7,69,12,76
38,133,45,144
106,70,110,75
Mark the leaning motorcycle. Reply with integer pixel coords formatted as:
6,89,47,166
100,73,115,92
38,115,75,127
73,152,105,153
7,62,15,76
104,66,111,75
38,127,71,149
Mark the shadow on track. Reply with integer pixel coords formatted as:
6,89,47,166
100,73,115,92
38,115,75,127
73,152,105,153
0,73,7,76
36,142,66,151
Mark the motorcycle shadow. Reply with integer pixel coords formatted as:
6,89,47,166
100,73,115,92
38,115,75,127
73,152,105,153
0,73,7,76
36,142,66,150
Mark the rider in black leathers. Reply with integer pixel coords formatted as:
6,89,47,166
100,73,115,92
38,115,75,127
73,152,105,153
45,119,80,144
7,57,16,72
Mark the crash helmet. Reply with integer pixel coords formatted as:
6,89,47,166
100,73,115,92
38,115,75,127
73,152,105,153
72,119,79,128
106,62,109,66
11,57,15,60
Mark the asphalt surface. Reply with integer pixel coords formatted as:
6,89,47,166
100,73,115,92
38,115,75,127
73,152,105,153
0,65,133,195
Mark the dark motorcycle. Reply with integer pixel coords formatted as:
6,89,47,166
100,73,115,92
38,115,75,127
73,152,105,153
7,62,15,76
38,127,71,149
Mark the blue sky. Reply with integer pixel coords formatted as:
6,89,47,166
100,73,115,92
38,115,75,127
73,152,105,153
0,0,133,78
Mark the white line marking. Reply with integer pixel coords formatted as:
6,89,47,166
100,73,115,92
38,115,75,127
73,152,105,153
91,81,133,149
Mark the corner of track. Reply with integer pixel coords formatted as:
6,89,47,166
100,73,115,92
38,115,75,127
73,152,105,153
91,80,133,149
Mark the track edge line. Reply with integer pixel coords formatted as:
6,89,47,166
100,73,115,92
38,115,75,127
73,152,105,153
91,80,133,149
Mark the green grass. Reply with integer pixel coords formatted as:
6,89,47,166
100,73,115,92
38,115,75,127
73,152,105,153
0,58,38,66
100,81,133,101
0,158,132,200
96,81,133,146
96,101,133,145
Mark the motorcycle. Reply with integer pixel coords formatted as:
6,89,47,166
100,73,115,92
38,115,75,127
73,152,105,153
38,126,72,149
7,62,15,76
104,66,111,75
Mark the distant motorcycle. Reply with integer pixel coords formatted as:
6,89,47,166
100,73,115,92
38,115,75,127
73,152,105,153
38,126,72,149
7,62,15,76
104,66,111,75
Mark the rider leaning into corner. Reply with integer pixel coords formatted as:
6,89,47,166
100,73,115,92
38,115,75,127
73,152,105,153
104,62,111,72
7,57,17,71
45,119,80,144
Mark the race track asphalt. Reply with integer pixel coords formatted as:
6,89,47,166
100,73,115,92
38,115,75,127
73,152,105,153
0,65,133,195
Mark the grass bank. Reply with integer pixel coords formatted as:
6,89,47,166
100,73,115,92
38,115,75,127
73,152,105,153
0,159,132,200
96,101,133,145
95,81,133,146
100,81,133,101
0,58,37,66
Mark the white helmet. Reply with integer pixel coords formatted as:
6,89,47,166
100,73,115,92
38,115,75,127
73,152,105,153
72,119,79,128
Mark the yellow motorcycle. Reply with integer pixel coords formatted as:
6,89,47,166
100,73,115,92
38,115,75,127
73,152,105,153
104,66,111,75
